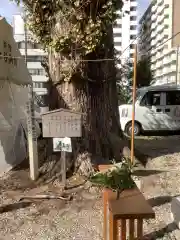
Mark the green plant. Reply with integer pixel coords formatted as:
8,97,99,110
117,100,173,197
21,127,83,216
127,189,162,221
89,158,136,196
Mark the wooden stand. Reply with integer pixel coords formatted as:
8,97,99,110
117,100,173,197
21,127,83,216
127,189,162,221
99,165,155,240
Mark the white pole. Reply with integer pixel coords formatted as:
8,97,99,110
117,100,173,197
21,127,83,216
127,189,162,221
24,14,39,180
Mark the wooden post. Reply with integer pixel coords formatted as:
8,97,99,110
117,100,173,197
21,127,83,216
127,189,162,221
129,219,135,240
61,150,66,187
103,190,108,240
131,44,137,164
109,212,118,240
137,219,143,239
121,220,126,240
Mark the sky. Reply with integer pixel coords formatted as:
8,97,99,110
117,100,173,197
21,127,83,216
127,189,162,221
0,0,151,24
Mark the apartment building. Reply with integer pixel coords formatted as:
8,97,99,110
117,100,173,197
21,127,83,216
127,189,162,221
12,14,49,110
113,0,138,68
139,0,180,85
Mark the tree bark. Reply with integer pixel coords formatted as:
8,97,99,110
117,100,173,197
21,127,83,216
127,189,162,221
48,27,123,177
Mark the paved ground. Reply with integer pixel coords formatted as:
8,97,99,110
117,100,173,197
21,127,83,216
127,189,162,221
1,135,180,239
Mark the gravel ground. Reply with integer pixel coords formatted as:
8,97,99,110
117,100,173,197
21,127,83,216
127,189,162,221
0,135,180,239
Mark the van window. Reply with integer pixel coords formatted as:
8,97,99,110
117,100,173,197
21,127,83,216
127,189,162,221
166,91,180,105
140,91,161,106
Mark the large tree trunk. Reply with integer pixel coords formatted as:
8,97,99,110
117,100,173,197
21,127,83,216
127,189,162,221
48,27,123,177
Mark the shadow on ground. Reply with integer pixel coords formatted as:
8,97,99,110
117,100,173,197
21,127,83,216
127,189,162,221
0,202,32,214
134,135,180,159
148,195,178,207
143,222,177,239
133,170,165,177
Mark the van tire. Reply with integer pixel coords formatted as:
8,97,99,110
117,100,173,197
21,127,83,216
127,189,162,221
125,121,141,137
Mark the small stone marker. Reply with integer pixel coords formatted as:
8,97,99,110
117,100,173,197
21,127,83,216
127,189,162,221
171,196,180,228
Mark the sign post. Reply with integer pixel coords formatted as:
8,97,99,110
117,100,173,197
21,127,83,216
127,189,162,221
53,137,72,187
42,109,82,187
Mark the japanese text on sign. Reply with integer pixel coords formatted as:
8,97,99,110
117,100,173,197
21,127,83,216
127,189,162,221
53,137,72,152
42,110,82,138
0,41,17,67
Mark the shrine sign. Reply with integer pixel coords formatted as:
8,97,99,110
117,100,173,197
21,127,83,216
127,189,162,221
41,108,82,138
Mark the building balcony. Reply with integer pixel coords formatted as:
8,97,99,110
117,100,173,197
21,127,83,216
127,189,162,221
114,46,122,52
130,20,137,26
27,62,43,69
33,88,48,95
130,30,137,36
152,4,158,14
163,57,176,66
115,19,122,24
130,1,137,7
157,0,164,7
19,49,47,56
151,22,156,30
113,28,122,33
155,64,177,78
114,37,122,42
31,75,49,82
157,5,165,15
151,14,156,22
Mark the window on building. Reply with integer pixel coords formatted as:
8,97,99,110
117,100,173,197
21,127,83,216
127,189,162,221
130,44,135,49
130,16,137,21
33,82,48,88
29,68,46,75
29,68,46,76
114,24,122,29
130,25,137,30
18,41,25,49
114,42,121,46
29,69,39,75
17,41,35,49
130,53,134,58
39,69,46,75
124,10,130,14
166,91,180,105
113,33,122,37
35,94,49,107
130,35,136,40
27,56,45,62
130,7,137,11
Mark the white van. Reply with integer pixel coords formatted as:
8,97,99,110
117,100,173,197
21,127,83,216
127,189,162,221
119,84,180,136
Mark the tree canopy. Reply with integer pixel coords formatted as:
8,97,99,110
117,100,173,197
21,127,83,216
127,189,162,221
12,0,123,82
116,57,153,103
136,57,153,88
